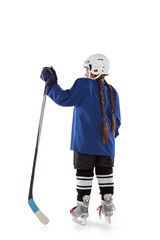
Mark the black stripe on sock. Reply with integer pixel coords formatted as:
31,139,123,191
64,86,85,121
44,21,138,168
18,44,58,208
76,178,93,181
96,176,113,179
76,185,92,188
99,183,114,186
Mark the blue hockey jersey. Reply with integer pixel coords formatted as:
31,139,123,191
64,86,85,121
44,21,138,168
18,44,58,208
46,77,121,156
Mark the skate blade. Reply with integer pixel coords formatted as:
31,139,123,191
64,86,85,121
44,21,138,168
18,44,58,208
105,213,112,224
72,216,86,225
106,216,111,224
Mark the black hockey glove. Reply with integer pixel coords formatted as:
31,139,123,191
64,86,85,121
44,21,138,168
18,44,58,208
40,66,58,88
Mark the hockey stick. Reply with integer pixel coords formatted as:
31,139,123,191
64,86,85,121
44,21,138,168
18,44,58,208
28,86,49,225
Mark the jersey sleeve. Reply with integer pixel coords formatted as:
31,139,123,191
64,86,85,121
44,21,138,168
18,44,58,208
115,92,121,138
45,78,83,107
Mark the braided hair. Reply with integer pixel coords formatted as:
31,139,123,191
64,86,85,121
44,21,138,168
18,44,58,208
97,76,116,144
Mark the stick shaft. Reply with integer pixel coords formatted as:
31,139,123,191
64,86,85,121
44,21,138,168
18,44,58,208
28,87,47,199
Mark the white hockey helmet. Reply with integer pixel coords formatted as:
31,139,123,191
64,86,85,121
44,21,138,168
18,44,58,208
84,54,110,80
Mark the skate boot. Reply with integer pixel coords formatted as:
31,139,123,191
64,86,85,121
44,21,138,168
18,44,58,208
70,195,90,225
97,194,115,224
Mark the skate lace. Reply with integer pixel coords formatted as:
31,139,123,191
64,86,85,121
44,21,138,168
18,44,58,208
96,204,116,219
96,205,102,219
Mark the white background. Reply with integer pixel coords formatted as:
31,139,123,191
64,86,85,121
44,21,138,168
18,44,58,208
0,0,160,239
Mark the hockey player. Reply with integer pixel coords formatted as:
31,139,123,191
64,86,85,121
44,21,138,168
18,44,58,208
40,54,121,225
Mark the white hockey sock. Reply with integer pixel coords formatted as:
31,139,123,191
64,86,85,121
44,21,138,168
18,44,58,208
96,173,114,188
76,176,93,190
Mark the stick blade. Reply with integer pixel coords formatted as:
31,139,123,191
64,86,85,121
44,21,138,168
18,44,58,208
35,209,49,225
28,198,49,225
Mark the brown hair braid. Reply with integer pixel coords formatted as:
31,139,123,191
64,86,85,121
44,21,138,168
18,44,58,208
97,76,116,144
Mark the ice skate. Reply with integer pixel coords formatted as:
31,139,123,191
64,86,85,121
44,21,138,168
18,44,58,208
70,195,90,225
97,194,115,224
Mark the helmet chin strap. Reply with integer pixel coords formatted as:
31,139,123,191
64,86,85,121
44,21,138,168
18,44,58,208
89,71,101,80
